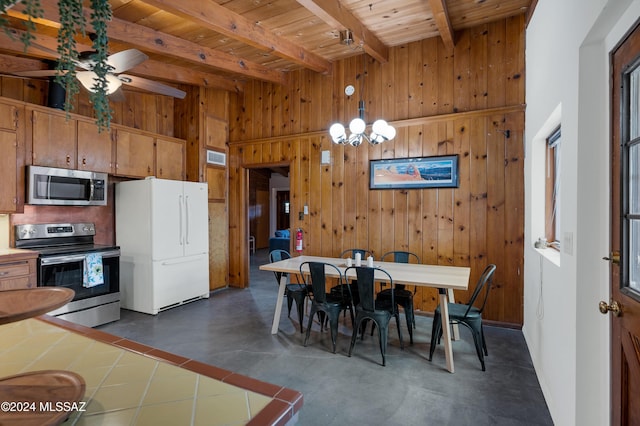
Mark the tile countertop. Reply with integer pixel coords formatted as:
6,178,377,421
0,316,303,425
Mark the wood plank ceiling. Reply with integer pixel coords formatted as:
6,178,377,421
0,0,533,93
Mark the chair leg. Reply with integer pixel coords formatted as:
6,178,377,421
349,318,362,357
328,312,340,354
470,327,486,371
296,296,305,334
481,324,488,356
377,320,388,366
304,306,317,347
286,292,294,318
395,313,404,350
428,313,441,361
290,292,306,334
403,300,414,345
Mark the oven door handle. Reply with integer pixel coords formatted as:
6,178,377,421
41,254,86,265
40,250,120,265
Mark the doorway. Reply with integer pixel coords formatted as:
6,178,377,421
248,167,290,250
609,18,640,425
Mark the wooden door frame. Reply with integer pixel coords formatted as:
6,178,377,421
610,17,640,425
238,161,292,288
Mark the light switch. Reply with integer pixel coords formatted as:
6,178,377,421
304,205,309,215
563,232,573,255
321,150,331,164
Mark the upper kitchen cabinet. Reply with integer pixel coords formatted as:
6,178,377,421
0,99,25,213
114,128,155,178
156,137,185,181
29,108,77,169
77,120,114,174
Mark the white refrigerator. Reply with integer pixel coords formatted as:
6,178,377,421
116,177,210,315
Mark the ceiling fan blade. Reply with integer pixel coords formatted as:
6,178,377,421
12,70,66,78
30,42,92,70
107,49,148,73
28,42,61,59
108,88,127,103
118,74,186,99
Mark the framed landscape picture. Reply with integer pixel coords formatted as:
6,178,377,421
369,155,459,189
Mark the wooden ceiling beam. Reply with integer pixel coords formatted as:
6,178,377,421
0,29,244,93
296,0,389,63
427,0,455,52
0,53,49,73
140,0,332,75
7,0,288,86
128,60,244,93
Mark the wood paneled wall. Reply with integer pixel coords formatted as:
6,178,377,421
228,16,525,325
0,78,176,137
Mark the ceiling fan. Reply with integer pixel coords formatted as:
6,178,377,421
13,45,186,100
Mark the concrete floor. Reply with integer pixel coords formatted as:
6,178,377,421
99,249,553,426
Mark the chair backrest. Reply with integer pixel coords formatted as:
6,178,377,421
300,262,346,304
380,251,420,291
380,251,420,264
462,264,497,318
345,266,393,312
269,249,291,285
340,248,374,259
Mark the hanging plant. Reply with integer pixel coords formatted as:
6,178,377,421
1,0,113,131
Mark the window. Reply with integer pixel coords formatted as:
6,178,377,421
545,127,561,247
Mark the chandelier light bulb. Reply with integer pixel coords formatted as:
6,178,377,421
330,123,346,139
383,125,396,141
371,119,387,135
349,118,366,135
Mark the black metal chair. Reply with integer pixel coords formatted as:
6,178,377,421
269,249,308,333
330,248,374,308
375,251,420,344
300,261,353,353
428,264,497,371
346,266,404,366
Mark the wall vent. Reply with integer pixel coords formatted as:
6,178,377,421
207,150,226,166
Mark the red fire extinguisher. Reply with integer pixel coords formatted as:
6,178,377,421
295,228,303,252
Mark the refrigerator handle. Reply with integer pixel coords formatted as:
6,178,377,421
185,195,190,245
179,195,184,245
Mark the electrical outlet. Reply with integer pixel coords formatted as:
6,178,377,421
563,232,573,255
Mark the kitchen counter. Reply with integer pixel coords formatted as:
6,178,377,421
0,247,38,258
0,315,303,425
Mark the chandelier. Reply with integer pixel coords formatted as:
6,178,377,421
328,54,396,146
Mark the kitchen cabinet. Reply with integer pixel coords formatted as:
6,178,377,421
115,129,186,180
0,250,38,291
77,120,114,174
0,100,25,213
114,129,155,178
156,136,185,180
30,108,77,169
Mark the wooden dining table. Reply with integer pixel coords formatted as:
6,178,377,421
260,255,471,373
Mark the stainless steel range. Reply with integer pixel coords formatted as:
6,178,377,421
15,222,120,327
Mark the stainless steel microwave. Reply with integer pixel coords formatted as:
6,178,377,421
27,165,108,206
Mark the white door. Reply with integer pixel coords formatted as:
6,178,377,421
183,181,209,256
151,179,184,261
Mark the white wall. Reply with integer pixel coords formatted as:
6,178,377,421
0,215,9,248
525,1,638,424
269,172,290,236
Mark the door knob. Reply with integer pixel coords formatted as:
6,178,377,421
599,299,622,316
603,251,620,264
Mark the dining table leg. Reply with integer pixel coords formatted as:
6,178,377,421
447,288,460,341
439,291,455,373
271,274,288,334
